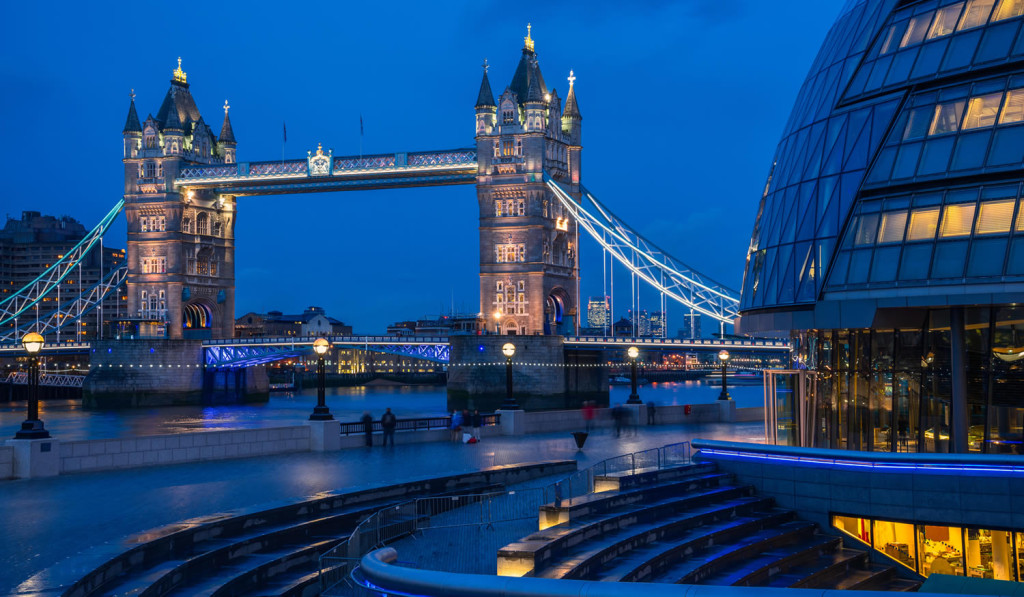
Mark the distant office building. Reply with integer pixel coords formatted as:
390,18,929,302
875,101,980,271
587,296,610,330
679,312,702,340
0,211,125,341
649,311,666,337
387,313,484,337
235,306,352,338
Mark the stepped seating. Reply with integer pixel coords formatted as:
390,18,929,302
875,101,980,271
501,462,923,592
51,460,575,597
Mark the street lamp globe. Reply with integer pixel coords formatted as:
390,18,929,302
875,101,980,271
718,349,730,362
502,342,516,358
22,332,44,355
312,337,330,356
627,346,639,359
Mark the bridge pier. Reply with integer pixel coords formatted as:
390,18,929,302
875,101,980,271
446,335,607,412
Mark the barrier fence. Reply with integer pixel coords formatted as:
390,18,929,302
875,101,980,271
318,441,691,595
338,413,501,436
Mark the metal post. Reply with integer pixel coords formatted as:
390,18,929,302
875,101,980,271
309,355,333,420
501,356,519,410
15,355,50,439
627,358,641,404
718,359,731,401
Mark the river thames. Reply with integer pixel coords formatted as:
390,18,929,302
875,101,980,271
0,380,763,440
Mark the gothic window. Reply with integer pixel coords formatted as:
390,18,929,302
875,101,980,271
542,200,549,218
518,200,525,216
516,139,523,155
158,290,166,310
140,290,147,308
495,243,525,263
502,140,514,156
494,200,502,217
182,217,193,235
144,162,156,178
502,110,514,124
157,215,165,231
197,212,209,235
496,281,503,292
140,216,149,232
187,259,196,275
493,141,500,157
517,281,525,292
170,142,179,154
212,220,222,237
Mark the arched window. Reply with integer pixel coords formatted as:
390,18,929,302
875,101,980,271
212,220,222,237
197,212,209,235
144,162,156,178
182,217,192,234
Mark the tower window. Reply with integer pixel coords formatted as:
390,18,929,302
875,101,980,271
144,162,156,178
197,213,209,235
502,110,514,124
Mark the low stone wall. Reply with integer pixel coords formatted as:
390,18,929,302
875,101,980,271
0,446,12,479
58,426,311,474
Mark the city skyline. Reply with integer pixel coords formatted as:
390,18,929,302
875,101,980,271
0,1,842,332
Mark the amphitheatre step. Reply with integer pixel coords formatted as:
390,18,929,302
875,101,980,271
765,547,870,588
697,533,841,587
649,520,817,584
592,463,716,492
593,509,797,583
539,472,732,529
499,486,766,577
253,569,321,597
829,562,898,590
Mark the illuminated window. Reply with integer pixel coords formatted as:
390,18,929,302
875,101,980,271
976,199,1015,234
493,141,500,157
182,217,193,234
958,0,996,29
993,0,1024,20
880,22,904,54
907,208,941,240
517,281,525,291
929,100,966,135
875,520,918,571
502,110,514,124
877,210,908,244
901,12,934,47
515,139,523,156
918,525,965,577
495,243,525,263
494,200,502,217
140,216,149,233
998,89,1024,123
496,281,503,292
963,92,1003,129
517,200,525,216
197,213,209,235
929,2,964,38
502,140,514,156
940,203,977,237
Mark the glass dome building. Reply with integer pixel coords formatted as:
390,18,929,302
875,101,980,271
738,0,1024,454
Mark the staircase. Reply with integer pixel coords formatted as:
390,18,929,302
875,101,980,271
498,462,921,592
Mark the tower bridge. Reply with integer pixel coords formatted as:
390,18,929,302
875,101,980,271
0,27,763,407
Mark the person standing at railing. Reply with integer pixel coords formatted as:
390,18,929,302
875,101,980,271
470,409,482,442
381,408,397,447
582,401,595,432
647,400,656,425
361,411,374,447
450,410,463,443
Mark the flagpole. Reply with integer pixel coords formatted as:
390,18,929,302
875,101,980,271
359,114,364,159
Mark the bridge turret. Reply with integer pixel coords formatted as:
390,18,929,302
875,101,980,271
475,61,496,136
122,91,142,159
523,57,546,133
161,95,185,157
562,70,582,187
218,100,237,164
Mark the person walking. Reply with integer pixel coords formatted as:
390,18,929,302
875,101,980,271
582,401,596,433
470,409,482,441
647,400,656,425
361,411,374,447
381,407,397,447
451,409,464,443
612,404,624,438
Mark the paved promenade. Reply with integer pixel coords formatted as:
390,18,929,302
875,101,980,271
4,421,763,595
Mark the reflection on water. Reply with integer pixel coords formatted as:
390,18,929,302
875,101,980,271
0,380,763,441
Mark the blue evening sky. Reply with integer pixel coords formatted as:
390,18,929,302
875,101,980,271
0,1,842,334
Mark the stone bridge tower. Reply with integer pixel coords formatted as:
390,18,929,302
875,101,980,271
474,26,582,336
121,60,237,340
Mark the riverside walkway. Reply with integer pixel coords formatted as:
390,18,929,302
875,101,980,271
4,421,763,595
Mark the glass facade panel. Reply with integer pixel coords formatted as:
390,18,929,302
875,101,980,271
987,125,1024,164
998,88,1024,122
967,237,1008,275
940,203,977,236
931,2,965,38
964,92,1004,128
874,519,918,571
919,525,965,576
993,0,1024,20
966,529,1016,579
878,210,908,243
950,130,991,170
834,514,872,544
900,242,935,278
976,198,1015,232
908,207,941,239
959,0,997,30
930,100,967,134
933,240,969,276
902,12,935,47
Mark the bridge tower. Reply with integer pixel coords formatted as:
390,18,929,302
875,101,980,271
474,26,582,335
121,60,237,339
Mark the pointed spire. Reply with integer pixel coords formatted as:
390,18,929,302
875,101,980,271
475,59,496,108
564,70,581,117
172,57,187,84
123,89,142,134
220,99,236,143
526,56,544,103
524,23,535,53
162,97,182,131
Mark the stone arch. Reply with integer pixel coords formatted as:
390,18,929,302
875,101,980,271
183,301,213,332
545,287,573,334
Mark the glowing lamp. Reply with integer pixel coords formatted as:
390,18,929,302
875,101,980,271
22,332,44,355
312,337,330,356
502,342,516,358
627,346,639,360
718,350,730,362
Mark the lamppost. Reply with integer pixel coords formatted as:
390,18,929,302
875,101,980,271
308,337,333,420
15,332,50,439
626,346,641,404
501,342,519,410
717,349,732,401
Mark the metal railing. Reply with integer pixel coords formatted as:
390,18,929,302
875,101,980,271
318,441,692,595
338,414,501,436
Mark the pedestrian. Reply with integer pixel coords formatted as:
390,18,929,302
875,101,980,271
451,409,464,442
612,404,624,437
582,401,595,432
381,407,397,447
361,411,373,447
647,400,656,425
470,409,482,441
461,409,471,442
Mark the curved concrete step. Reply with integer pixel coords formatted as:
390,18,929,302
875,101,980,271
765,547,870,588
698,534,841,587
592,463,717,492
499,485,761,577
593,509,797,583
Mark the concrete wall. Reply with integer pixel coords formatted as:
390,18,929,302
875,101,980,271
58,426,310,474
448,335,567,411
693,440,1024,532
0,446,12,479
